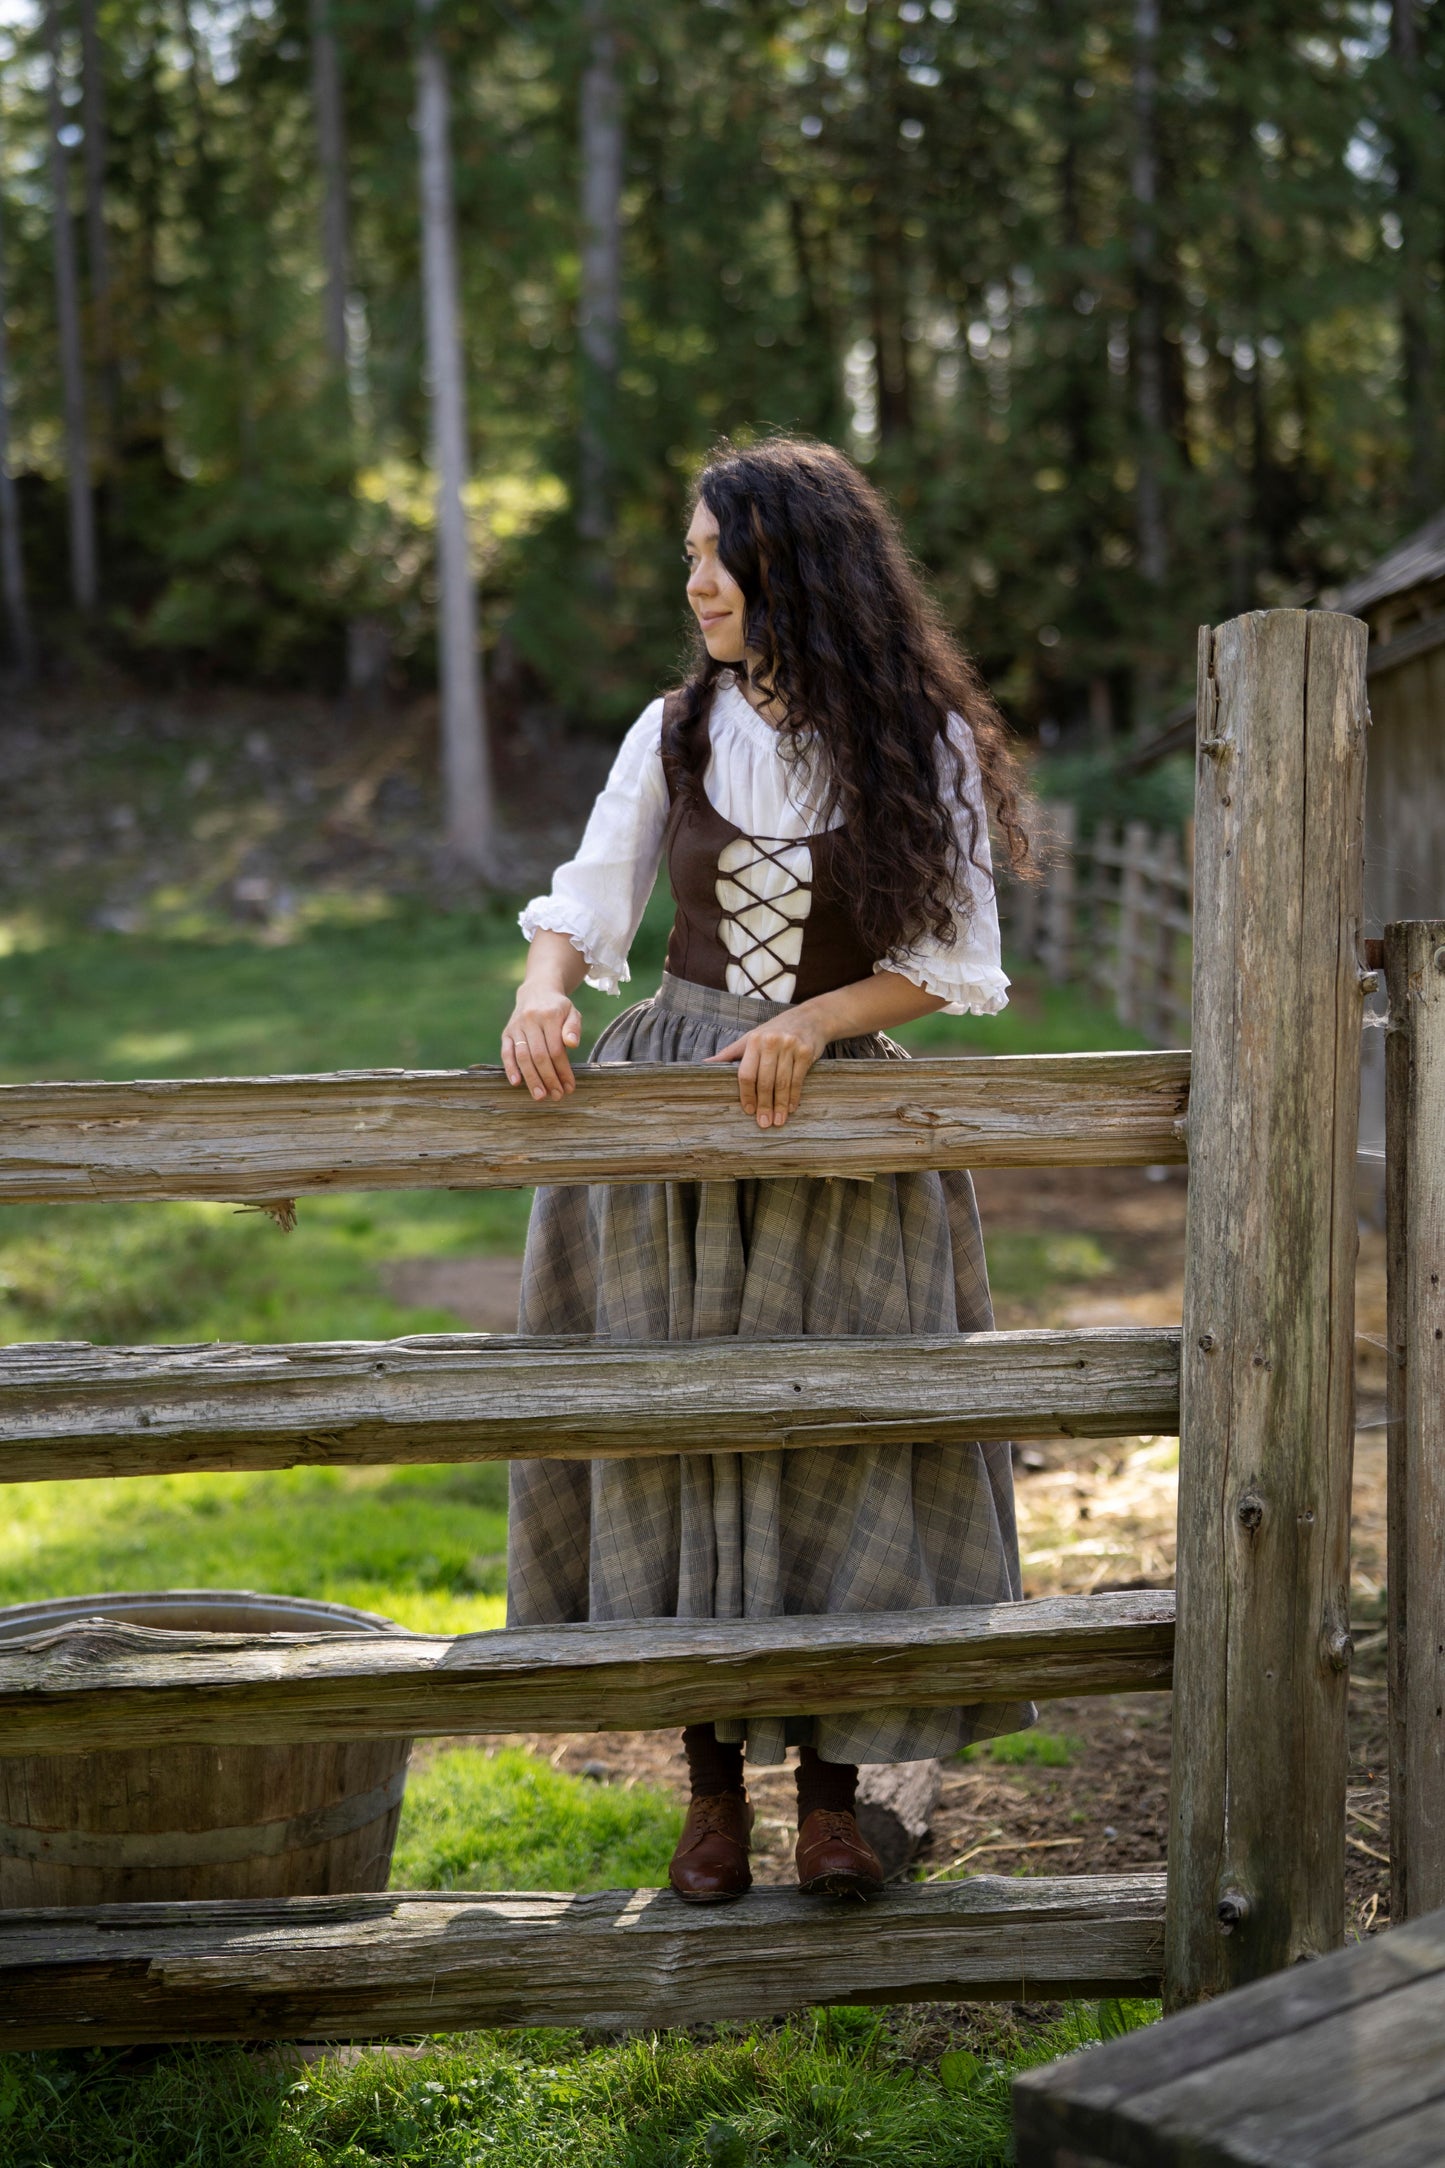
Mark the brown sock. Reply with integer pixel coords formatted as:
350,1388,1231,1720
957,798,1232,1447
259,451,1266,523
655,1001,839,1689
681,1723,746,1799
796,1744,858,1820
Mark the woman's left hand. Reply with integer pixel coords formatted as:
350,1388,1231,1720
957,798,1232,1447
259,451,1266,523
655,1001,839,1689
706,1008,830,1128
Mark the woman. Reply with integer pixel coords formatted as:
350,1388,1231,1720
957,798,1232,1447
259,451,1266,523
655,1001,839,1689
502,436,1032,1903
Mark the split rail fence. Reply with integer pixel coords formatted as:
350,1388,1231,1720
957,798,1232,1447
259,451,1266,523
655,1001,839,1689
0,608,1400,2045
1004,805,1194,1046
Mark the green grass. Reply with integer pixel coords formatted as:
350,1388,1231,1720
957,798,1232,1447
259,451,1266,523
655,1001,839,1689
894,970,1145,1057
0,901,573,1085
0,1191,534,1350
0,2002,1134,2168
961,1731,1085,1769
981,1232,1116,1309
0,1462,510,1636
391,1749,684,1895
0,888,1140,1090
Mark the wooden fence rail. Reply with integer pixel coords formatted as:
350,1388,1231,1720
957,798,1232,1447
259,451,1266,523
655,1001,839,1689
0,1050,1190,1203
0,1592,1176,1753
0,1874,1169,2048
0,1325,1182,1484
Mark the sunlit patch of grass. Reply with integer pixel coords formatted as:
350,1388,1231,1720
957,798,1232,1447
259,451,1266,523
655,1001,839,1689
0,1190,532,1350
984,1230,1116,1303
0,908,49,958
106,1030,200,1068
962,1729,1085,1768
0,1463,511,1629
0,901,651,1087
391,1749,684,1896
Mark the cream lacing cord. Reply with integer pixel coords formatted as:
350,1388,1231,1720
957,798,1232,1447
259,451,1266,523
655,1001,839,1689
715,835,813,1000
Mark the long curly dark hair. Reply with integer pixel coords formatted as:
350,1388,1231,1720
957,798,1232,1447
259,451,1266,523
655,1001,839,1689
667,436,1031,961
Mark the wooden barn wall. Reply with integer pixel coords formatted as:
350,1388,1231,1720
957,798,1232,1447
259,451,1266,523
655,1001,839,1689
1365,643,1445,930
1361,638,1445,1172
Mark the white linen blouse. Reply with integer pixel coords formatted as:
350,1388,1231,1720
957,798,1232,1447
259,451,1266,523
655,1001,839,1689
519,675,1009,1016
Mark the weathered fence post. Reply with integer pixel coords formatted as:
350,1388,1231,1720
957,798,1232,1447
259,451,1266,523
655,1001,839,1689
1385,920,1445,1922
1165,610,1368,2008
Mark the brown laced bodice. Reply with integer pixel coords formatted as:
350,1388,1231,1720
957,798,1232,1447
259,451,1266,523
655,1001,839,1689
659,692,877,1004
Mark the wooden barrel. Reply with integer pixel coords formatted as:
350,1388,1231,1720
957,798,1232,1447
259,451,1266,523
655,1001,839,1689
0,1590,413,1906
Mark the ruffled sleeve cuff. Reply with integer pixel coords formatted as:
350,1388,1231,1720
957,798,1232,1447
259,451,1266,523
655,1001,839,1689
877,954,1011,1018
518,899,632,997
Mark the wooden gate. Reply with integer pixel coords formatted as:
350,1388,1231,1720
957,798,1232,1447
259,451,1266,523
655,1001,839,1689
0,610,1370,2041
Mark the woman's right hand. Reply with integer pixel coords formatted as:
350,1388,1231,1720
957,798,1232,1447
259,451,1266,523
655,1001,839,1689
502,982,583,1100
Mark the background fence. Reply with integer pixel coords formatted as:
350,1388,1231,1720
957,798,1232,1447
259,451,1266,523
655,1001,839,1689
1005,805,1195,1048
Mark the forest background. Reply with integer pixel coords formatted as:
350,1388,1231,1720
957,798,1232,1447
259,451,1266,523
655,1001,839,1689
1,0,1442,836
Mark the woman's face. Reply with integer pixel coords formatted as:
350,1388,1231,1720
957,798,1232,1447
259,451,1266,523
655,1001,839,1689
684,500,747,664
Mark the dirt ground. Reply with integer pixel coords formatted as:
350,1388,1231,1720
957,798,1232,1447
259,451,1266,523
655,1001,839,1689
406,1160,1393,1936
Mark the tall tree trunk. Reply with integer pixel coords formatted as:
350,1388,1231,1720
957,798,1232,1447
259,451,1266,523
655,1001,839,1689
79,0,118,455
1129,0,1166,720
0,177,35,681
310,0,384,699
867,214,913,448
784,187,842,437
135,17,163,404
416,0,494,877
1048,0,1106,723
1390,0,1437,514
577,0,622,563
310,0,349,372
1056,52,1091,475
45,0,98,613
863,4,912,449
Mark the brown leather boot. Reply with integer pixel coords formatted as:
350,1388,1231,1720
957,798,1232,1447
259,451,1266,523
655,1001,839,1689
796,1807,885,1898
668,1791,754,1904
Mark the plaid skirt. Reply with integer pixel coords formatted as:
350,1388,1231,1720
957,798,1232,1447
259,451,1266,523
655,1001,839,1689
506,971,1031,1765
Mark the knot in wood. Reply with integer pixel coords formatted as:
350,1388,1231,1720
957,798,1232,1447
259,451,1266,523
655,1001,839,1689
1325,1626,1353,1673
1433,945,1445,977
894,1104,947,1131
1216,1889,1251,1932
1236,1492,1265,1533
